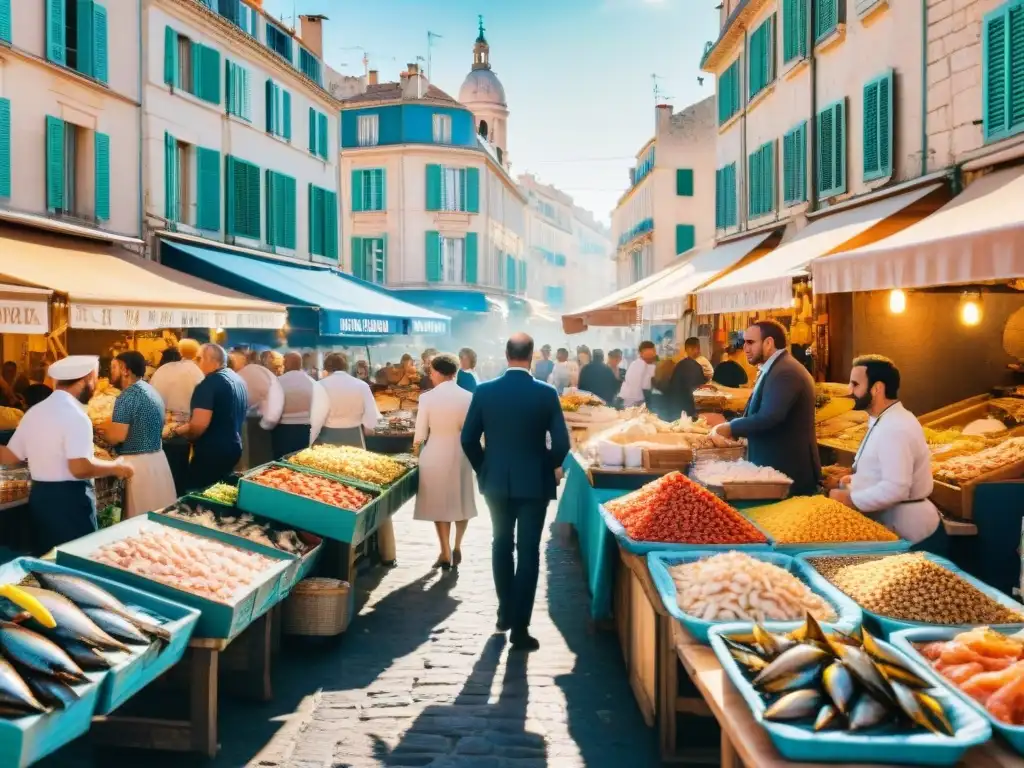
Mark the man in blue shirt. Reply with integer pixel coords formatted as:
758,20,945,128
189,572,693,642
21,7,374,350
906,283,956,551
173,344,248,491
532,344,554,383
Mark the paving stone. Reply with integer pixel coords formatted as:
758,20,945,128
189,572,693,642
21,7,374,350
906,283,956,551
453,735,495,755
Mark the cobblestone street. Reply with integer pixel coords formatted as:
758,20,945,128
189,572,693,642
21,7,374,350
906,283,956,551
44,494,662,768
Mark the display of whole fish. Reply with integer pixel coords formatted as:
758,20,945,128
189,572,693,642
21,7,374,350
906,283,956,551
82,608,150,646
32,571,171,643
26,676,79,710
0,621,88,685
61,640,114,671
723,613,955,737
0,657,46,715
10,587,129,653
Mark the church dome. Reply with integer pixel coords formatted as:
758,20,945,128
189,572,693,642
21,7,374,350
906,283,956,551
459,68,506,107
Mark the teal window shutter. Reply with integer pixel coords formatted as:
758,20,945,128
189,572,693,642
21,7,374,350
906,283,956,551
266,81,276,133
748,14,775,100
676,169,694,196
0,99,9,199
715,168,723,228
94,131,110,221
283,90,292,140
982,4,1024,143
725,163,737,227
164,26,177,87
863,70,894,181
465,233,479,283
378,235,388,283
379,169,387,211
196,147,220,231
0,0,11,44
466,168,480,213
718,59,741,125
817,99,847,197
308,185,321,256
324,190,338,259
240,68,250,120
77,1,94,79
47,0,66,65
351,170,364,213
783,0,808,64
164,132,178,222
783,121,807,205
93,3,108,83
225,156,236,234
266,170,278,246
815,0,840,42
519,259,527,292
248,161,261,239
284,174,296,248
317,112,328,158
425,231,441,282
308,108,316,152
425,164,441,210
350,237,364,278
226,61,234,115
201,45,221,104
675,224,695,255
46,116,65,211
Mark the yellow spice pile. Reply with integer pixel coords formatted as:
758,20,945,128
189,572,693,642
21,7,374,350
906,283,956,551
808,552,1024,625
745,496,899,544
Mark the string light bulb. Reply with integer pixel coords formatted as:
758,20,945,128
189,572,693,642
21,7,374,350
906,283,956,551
960,292,982,326
888,289,907,314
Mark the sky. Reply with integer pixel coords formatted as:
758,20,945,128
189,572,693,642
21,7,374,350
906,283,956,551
262,0,720,226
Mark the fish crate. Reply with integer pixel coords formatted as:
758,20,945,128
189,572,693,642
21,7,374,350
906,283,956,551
641,447,693,472
0,557,200,716
237,462,383,545
55,513,294,640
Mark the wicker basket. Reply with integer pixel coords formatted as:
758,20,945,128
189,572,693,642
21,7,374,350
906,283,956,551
693,445,747,463
282,578,351,636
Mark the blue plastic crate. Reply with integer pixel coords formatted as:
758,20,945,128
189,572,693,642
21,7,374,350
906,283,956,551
0,673,101,768
795,549,1024,640
281,449,414,491
736,508,910,555
708,622,992,764
0,557,200,715
646,550,862,644
597,503,771,555
55,514,292,640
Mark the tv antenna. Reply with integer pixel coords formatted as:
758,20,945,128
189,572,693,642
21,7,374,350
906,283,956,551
427,31,443,81
651,74,672,104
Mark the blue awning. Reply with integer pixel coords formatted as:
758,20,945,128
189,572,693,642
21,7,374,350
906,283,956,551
385,288,491,315
160,240,450,338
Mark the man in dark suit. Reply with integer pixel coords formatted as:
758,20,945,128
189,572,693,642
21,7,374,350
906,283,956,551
461,332,571,651
710,320,821,495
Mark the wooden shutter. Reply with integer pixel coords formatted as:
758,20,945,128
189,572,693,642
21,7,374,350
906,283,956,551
817,106,834,195
465,168,480,213
94,131,110,221
676,225,695,255
47,0,66,65
0,0,11,44
247,161,261,239
725,164,737,227
201,46,221,104
164,27,177,87
350,237,364,279
77,1,94,78
317,112,328,158
240,68,250,120
164,132,178,222
715,168,723,228
93,3,108,82
308,108,316,152
425,231,441,282
815,0,839,41
225,156,236,234
748,149,760,217
283,91,292,140
351,170,364,213
465,233,479,284
46,116,64,211
308,185,321,256
0,99,8,199
266,81,276,133
283,174,296,248
982,5,1024,141
196,147,220,231
425,164,442,211
226,61,234,115
783,122,807,204
863,71,893,180
378,168,387,211
324,190,338,259
676,169,694,196
1010,6,1024,136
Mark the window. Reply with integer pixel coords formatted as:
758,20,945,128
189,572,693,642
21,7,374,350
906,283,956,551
226,61,251,121
748,14,776,100
309,109,329,158
217,0,258,36
630,247,652,283
46,0,108,83
426,231,478,283
265,21,292,63
814,0,843,42
351,237,387,284
225,155,260,240
164,28,221,105
676,169,694,196
715,163,738,229
675,224,696,255
308,184,338,259
747,139,776,218
265,81,291,140
783,121,808,205
425,165,480,213
718,58,741,125
357,115,379,147
817,98,847,198
265,170,296,249
298,47,322,86
0,99,9,199
45,116,109,222
433,114,452,144
982,2,1024,143
863,70,894,181
164,134,190,225
351,169,385,212
782,0,808,64
441,236,465,282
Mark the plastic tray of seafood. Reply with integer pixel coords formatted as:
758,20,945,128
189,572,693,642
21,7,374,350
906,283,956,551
646,550,862,644
891,626,1024,755
0,557,199,717
707,619,992,764
282,445,415,490
797,550,1024,640
159,498,323,594
237,463,382,544
55,514,294,640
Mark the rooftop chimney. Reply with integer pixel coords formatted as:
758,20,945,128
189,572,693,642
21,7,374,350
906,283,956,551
298,14,326,59
407,62,420,76
368,70,379,86
655,103,672,136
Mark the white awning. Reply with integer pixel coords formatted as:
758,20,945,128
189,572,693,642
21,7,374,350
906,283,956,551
812,167,1024,294
0,283,53,334
639,233,774,322
696,184,944,314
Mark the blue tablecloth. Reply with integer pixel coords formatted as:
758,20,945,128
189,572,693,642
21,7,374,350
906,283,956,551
556,453,631,620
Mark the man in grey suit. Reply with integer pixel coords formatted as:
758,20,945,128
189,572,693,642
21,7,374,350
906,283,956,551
711,320,821,495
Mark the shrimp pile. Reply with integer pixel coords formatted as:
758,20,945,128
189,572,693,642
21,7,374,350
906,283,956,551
920,627,1024,725
94,528,275,603
669,551,836,623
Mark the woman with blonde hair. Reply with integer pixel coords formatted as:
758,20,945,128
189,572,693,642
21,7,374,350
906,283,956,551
413,353,476,569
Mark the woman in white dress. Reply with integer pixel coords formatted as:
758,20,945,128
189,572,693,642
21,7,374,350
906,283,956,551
413,353,477,570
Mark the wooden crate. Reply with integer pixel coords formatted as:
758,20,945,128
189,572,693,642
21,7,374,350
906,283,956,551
642,447,693,471
693,445,746,463
717,480,792,501
918,394,993,427
931,459,1024,519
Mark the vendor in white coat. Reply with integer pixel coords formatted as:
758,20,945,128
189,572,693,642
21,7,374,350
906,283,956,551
829,355,946,555
272,352,328,459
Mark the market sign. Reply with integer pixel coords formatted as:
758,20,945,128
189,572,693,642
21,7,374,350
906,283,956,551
325,313,400,337
0,298,49,334
410,318,449,336
70,304,287,331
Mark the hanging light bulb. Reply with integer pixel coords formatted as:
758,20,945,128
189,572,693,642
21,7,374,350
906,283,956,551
888,289,907,314
960,292,982,326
